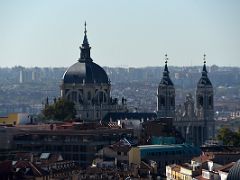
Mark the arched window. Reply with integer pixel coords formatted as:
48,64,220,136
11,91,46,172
208,95,213,107
170,97,175,106
94,91,107,105
87,91,91,100
72,91,77,102
160,96,165,106
198,96,203,107
78,94,83,104
66,90,83,104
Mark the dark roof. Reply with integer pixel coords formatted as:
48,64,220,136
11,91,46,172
197,62,212,87
159,61,174,86
110,138,132,153
227,160,240,180
103,112,157,122
63,23,109,84
14,161,48,177
63,61,109,84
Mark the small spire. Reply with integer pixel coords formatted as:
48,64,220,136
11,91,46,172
202,54,208,74
164,54,169,73
84,21,87,36
203,54,206,64
160,54,174,86
79,21,92,62
165,54,168,63
83,21,89,46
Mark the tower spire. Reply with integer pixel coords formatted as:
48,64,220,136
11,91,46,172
79,21,92,62
159,54,173,85
84,21,87,35
164,54,169,72
157,54,175,118
83,21,89,46
202,54,207,75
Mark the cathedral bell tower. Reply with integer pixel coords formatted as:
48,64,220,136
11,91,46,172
157,54,175,118
196,54,215,141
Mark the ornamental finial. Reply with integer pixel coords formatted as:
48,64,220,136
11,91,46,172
84,21,87,35
203,54,206,64
165,54,168,64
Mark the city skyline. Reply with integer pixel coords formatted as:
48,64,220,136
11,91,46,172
0,0,240,67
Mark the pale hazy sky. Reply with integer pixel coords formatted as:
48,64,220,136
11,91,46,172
0,0,239,67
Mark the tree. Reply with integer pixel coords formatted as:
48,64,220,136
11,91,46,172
42,98,76,121
217,127,240,146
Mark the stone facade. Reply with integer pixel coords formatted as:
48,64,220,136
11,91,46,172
157,56,215,146
157,55,175,118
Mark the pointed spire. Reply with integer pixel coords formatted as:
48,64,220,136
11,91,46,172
84,21,87,35
202,54,208,75
159,54,174,86
83,21,89,46
197,54,212,87
164,54,169,72
79,21,92,62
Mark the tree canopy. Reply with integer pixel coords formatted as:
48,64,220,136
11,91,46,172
42,98,76,121
217,127,240,146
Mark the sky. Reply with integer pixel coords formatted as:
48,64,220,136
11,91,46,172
0,0,240,68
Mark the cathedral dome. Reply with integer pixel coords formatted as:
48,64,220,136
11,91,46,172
197,58,212,87
63,61,109,84
63,22,109,85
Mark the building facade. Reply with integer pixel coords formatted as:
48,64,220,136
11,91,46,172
157,55,175,118
129,144,200,174
13,126,134,168
157,55,215,146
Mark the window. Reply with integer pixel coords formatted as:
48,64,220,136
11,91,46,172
78,94,83,104
87,91,91,100
208,96,213,107
171,97,175,106
160,96,165,106
72,91,77,102
198,96,203,107
73,145,79,152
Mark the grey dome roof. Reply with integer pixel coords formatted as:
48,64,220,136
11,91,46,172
63,23,109,84
63,61,109,84
227,160,240,180
197,62,212,87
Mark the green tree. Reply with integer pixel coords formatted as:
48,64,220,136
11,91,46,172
42,98,76,121
217,127,240,146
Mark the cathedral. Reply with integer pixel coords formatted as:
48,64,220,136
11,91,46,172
60,23,214,145
157,54,215,146
60,23,127,121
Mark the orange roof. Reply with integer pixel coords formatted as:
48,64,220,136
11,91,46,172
192,154,213,163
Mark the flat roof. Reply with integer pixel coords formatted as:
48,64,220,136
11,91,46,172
138,144,196,150
15,128,133,136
